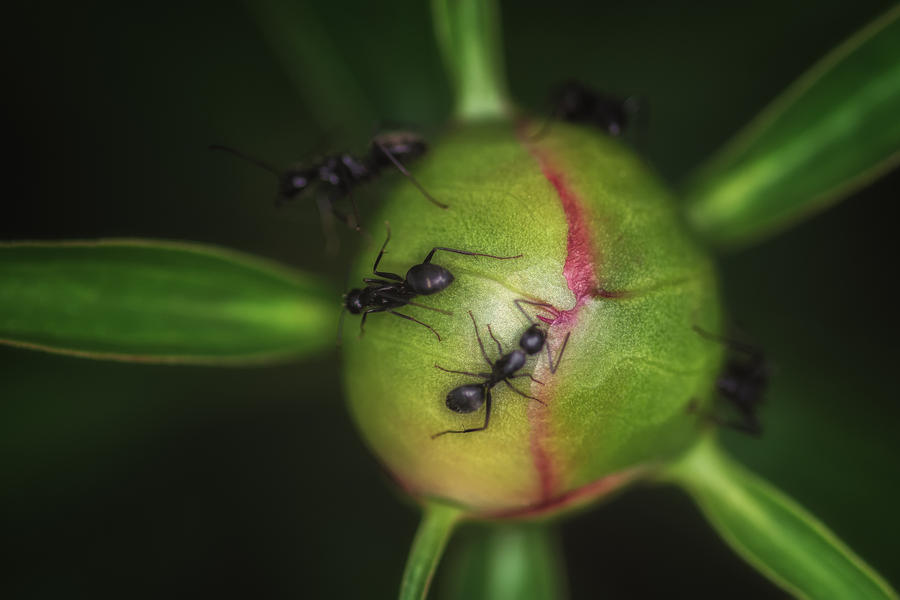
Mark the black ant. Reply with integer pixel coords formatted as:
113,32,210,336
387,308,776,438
431,308,570,438
341,225,522,342
548,80,640,137
693,326,770,436
211,131,446,238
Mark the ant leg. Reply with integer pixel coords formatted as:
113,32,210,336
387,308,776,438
376,293,452,315
331,204,359,231
389,310,442,341
485,324,504,356
372,222,392,272
315,196,339,256
344,190,363,233
422,247,523,264
546,332,571,374
373,271,403,282
508,372,544,385
338,171,362,232
359,307,387,337
373,138,448,209
692,325,762,358
503,380,546,405
404,300,452,315
332,195,369,242
431,389,493,438
433,364,489,378
468,311,493,367
728,415,763,437
689,398,763,438
708,412,763,437
336,307,348,347
370,223,404,281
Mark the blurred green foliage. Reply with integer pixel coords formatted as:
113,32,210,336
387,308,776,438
3,0,897,597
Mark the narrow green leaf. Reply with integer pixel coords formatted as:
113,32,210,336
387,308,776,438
400,501,464,600
432,0,511,121
438,523,568,600
683,5,900,247
0,239,336,365
666,436,898,600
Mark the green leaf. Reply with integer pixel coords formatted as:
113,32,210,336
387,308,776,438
437,523,568,600
400,502,464,600
0,239,336,365
666,436,898,600
683,5,900,247
432,0,511,121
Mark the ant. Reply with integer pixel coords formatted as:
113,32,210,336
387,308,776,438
548,80,640,137
431,308,570,438
341,225,522,342
211,131,446,242
693,326,770,436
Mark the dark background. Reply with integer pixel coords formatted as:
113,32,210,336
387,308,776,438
3,1,898,598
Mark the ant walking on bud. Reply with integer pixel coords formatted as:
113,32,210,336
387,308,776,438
432,307,569,438
211,132,446,251
339,224,522,343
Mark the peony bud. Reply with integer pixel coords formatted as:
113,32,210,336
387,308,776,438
342,121,724,518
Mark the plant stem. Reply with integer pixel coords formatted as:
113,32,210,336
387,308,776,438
432,0,512,121
399,501,465,600
439,522,569,600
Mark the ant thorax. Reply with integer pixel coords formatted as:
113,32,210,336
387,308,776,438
493,350,527,379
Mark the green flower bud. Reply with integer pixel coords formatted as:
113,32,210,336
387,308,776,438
343,121,724,517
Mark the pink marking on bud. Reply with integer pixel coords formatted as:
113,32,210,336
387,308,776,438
485,466,645,520
596,287,630,299
517,120,602,503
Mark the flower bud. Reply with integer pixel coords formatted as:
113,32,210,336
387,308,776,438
342,121,723,517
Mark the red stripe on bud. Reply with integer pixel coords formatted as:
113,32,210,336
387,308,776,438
518,121,601,502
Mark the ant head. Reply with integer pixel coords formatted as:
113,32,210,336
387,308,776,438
446,384,486,414
552,81,627,136
519,324,546,355
344,288,365,314
280,168,316,199
373,132,427,163
553,80,594,120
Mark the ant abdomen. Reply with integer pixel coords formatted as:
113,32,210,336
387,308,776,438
446,385,486,414
405,263,454,295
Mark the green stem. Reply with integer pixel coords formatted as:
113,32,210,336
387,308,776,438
432,0,511,121
399,501,465,600
439,522,569,600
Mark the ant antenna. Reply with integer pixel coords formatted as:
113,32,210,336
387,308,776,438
372,138,449,209
513,299,558,324
209,144,281,176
